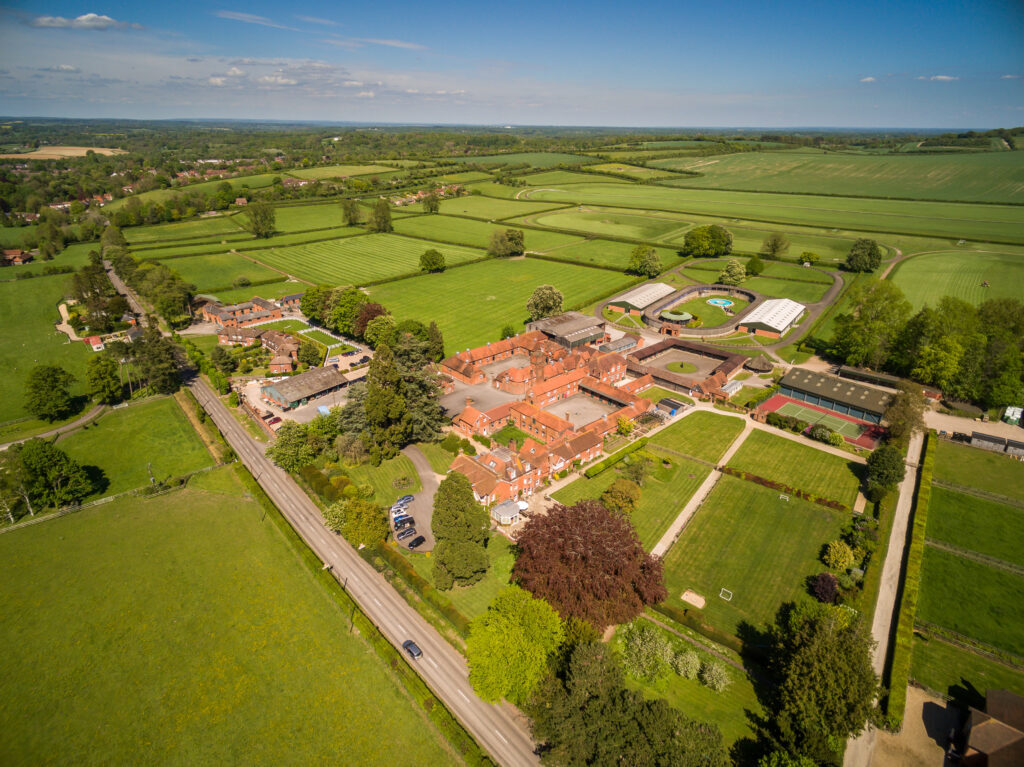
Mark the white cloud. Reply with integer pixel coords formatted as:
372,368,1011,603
31,13,141,30
257,74,299,86
342,80,363,87
227,66,245,76
1001,74,1020,79
859,76,876,83
405,88,419,94
42,64,81,73
356,91,375,98
215,11,299,32
323,37,426,51
919,75,958,81
296,15,337,26
208,77,227,87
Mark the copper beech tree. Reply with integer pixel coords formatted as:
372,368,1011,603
512,500,667,629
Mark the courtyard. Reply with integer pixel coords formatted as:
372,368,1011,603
654,348,724,379
541,393,618,429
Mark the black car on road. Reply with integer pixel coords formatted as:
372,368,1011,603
402,640,422,660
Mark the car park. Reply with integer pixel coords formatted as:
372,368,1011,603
396,527,417,541
407,536,426,550
402,640,422,660
394,520,414,532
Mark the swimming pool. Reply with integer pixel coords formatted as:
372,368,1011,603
706,297,734,308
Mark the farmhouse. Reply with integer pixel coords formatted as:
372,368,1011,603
260,367,349,410
607,282,677,315
203,297,282,328
779,368,891,424
217,326,262,346
736,298,805,338
526,312,607,349
1,249,32,266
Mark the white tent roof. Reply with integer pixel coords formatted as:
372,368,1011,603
742,298,806,333
614,282,677,310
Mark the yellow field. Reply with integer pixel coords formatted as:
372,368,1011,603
0,146,126,159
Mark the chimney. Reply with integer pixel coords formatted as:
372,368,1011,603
465,396,473,407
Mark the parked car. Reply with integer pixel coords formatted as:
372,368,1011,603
391,507,409,517
402,640,422,660
396,527,417,541
267,417,282,425
394,518,414,531
407,536,426,550
396,495,415,504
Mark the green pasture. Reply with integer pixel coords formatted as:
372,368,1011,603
0,224,39,248
650,148,1024,204
520,183,1024,244
933,439,1024,503
123,215,245,243
522,206,691,241
522,170,621,187
743,276,830,303
368,258,635,351
553,449,711,550
250,233,485,287
647,410,745,463
662,475,847,635
406,194,567,220
887,250,1024,309
288,164,397,180
392,213,582,252
168,252,283,291
446,152,592,167
542,239,678,270
666,295,749,327
4,241,98,277
431,170,493,183
926,487,1024,568
911,634,1024,705
589,162,677,180
213,279,297,304
273,202,356,232
104,174,281,211
0,468,453,765
58,397,214,498
133,226,364,260
727,429,862,506
682,257,832,283
917,545,1024,656
0,275,91,427
404,534,515,621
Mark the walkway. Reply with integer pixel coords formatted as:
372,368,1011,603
0,404,106,452
843,430,925,767
55,302,82,342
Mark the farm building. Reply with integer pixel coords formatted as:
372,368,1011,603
657,398,687,416
279,293,304,311
962,689,1024,766
607,282,677,315
838,365,903,390
626,337,746,400
779,369,891,424
598,335,641,354
526,312,607,349
203,297,282,328
736,298,805,338
260,367,348,410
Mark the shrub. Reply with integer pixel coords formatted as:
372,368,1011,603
672,650,701,679
809,424,834,443
811,572,839,604
828,432,846,447
459,438,476,456
824,540,855,571
621,622,673,682
472,433,491,448
440,433,461,453
699,661,731,692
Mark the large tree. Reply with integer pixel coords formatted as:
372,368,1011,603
367,198,393,232
865,442,906,500
265,421,322,472
419,249,446,273
513,500,667,629
683,224,732,257
830,280,912,370
330,287,370,337
24,364,77,422
341,198,362,226
626,245,662,278
762,232,790,259
353,302,388,339
718,258,746,286
85,355,122,405
14,439,95,509
527,284,563,321
466,586,564,705
883,381,926,445
431,472,490,589
488,228,525,258
300,285,334,325
325,497,388,546
361,343,410,464
844,238,883,272
422,192,440,213
244,200,276,238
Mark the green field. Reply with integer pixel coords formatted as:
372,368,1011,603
662,475,847,634
5,241,99,277
590,162,677,180
667,295,749,327
647,411,746,463
684,258,833,283
133,226,364,260
520,183,1024,244
743,276,829,303
250,233,486,286
727,429,862,506
302,328,348,347
447,152,592,167
523,207,691,241
650,149,1024,204
405,534,515,621
887,250,1024,309
553,449,711,550
409,195,568,220
933,439,1024,503
273,202,360,232
522,170,621,187
288,164,397,180
392,213,582,252
926,487,1024,567
124,215,245,243
368,258,635,351
917,545,1024,656
344,454,423,507
254,319,309,333
0,275,91,427
213,279,298,304
58,397,214,497
0,468,453,765
104,174,281,211
542,239,679,270
911,634,1024,705
166,252,284,291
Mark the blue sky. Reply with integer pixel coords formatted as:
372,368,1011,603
0,1,1021,127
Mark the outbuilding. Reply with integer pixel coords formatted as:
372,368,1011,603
261,366,348,410
607,282,677,315
737,298,806,338
779,368,890,424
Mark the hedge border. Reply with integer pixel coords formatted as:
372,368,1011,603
884,431,934,729
583,437,648,478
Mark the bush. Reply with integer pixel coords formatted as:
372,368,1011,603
621,622,673,682
828,432,846,447
699,661,732,692
811,572,839,604
809,424,834,443
672,650,701,680
472,433,491,448
824,539,855,571
459,438,476,456
440,433,461,454
584,438,649,478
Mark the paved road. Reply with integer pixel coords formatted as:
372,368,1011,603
104,259,149,322
188,377,538,766
399,444,442,552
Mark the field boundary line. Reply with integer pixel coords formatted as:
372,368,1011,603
914,622,1024,670
641,614,749,674
923,537,1024,577
931,479,1024,510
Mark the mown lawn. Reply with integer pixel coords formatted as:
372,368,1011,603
661,476,846,635
917,545,1024,656
393,213,582,252
926,487,1024,567
124,214,245,243
888,251,1024,309
647,410,745,463
0,467,454,766
932,439,1024,502
164,251,283,291
416,442,456,474
911,634,1024,706
406,534,515,621
58,397,214,498
552,448,711,551
727,429,862,507
404,194,566,220
345,454,423,507
638,386,695,406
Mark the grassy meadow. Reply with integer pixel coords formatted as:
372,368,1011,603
392,213,582,252
447,151,592,167
887,250,1024,309
0,467,454,766
646,411,746,463
926,487,1024,567
167,251,284,291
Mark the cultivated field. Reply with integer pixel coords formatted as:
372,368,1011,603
243,233,486,286
650,148,1024,204
0,145,126,159
392,214,582,252
647,411,746,463
58,397,214,497
288,164,397,180
447,152,592,167
662,475,846,634
168,252,284,292
887,250,1024,309
0,468,453,765
727,429,862,506
368,258,635,351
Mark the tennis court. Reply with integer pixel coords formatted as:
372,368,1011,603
776,401,865,437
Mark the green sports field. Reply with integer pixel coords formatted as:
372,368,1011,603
887,250,1024,309
650,148,1024,204
647,410,746,463
368,258,636,351
0,468,453,765
775,401,865,438
932,439,1024,503
58,396,214,497
661,475,847,634
925,487,1024,568
248,233,486,286
727,429,862,506
166,251,284,291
